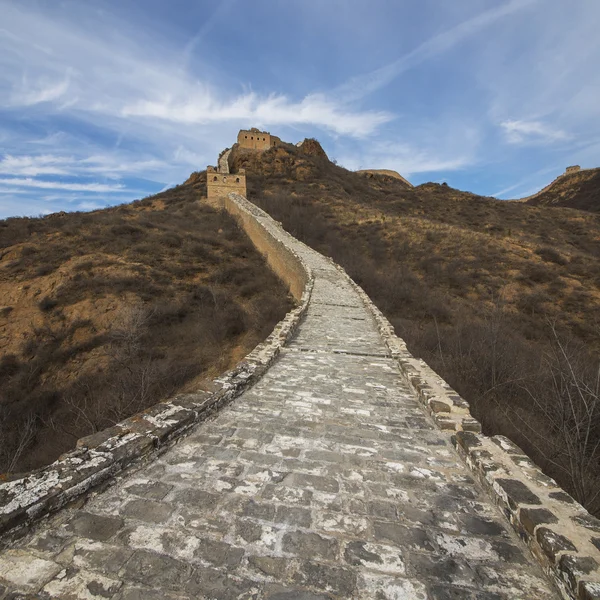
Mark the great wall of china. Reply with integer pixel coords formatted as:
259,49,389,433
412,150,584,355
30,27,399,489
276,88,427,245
512,165,599,203
1,133,599,599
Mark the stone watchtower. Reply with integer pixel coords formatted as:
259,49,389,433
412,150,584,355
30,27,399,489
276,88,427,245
237,128,281,151
207,165,246,201
565,165,581,174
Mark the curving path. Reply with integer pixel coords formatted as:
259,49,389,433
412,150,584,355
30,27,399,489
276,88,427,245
0,202,557,599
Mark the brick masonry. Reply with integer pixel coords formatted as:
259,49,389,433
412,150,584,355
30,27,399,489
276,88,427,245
0,185,599,599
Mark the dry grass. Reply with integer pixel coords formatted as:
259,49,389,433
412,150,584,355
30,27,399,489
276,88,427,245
0,173,293,472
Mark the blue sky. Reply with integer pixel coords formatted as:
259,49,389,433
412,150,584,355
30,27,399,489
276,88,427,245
1,0,599,218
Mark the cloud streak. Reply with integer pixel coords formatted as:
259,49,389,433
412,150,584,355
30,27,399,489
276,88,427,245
332,0,539,102
0,177,125,193
500,119,570,145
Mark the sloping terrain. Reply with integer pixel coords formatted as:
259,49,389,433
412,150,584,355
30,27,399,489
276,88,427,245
0,173,293,473
525,168,600,212
229,140,600,515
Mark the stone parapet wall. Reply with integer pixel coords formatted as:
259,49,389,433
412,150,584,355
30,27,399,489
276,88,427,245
334,260,600,600
0,194,314,543
219,193,309,301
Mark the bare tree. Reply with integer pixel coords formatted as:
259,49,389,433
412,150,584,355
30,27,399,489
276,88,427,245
511,326,600,511
0,409,37,473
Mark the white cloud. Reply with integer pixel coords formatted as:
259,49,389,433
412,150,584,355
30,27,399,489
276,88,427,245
0,153,168,179
0,4,390,139
122,92,391,138
339,141,474,177
0,177,125,192
11,73,71,106
500,120,570,145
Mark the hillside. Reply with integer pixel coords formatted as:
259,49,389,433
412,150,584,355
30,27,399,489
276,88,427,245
525,168,600,212
0,173,293,473
229,140,600,515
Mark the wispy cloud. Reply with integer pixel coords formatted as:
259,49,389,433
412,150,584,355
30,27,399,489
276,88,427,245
123,92,392,138
0,177,125,193
332,0,538,102
11,72,71,107
0,153,169,179
500,119,570,145
339,136,477,178
0,3,390,139
1,0,600,219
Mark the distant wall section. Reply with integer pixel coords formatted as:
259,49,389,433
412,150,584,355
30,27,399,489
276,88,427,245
513,165,592,203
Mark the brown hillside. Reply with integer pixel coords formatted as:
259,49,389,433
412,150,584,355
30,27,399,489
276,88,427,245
0,173,293,473
525,168,600,212
229,140,600,515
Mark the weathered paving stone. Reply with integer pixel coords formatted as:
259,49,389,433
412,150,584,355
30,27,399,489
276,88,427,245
536,527,578,562
120,499,173,524
123,480,172,500
263,585,333,599
0,550,62,593
63,512,124,542
292,561,357,597
119,550,193,590
42,566,122,599
282,531,339,561
0,194,561,599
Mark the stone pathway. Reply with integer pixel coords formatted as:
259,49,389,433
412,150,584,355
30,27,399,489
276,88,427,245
0,209,559,599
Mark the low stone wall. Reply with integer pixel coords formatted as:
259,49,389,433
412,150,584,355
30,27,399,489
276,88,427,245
336,261,600,600
219,193,309,301
0,195,314,542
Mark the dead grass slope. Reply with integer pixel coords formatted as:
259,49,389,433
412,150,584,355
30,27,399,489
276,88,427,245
526,168,600,212
0,173,293,473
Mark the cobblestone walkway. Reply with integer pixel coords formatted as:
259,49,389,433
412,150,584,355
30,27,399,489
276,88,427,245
0,213,558,599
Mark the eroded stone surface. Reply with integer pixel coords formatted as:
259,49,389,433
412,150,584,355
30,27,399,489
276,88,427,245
0,201,559,599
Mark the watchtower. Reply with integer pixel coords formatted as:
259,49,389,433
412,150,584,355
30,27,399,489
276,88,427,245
565,165,581,174
237,128,281,151
207,166,247,201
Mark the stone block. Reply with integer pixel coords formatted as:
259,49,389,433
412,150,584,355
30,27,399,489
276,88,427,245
119,550,193,590
64,512,124,542
535,527,577,563
519,507,558,536
493,478,541,511
282,531,339,560
292,561,357,597
121,499,173,524
557,555,599,597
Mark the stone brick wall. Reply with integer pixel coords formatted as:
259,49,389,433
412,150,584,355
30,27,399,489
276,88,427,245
219,193,308,301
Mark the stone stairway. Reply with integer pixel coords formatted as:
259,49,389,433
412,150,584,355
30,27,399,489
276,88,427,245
0,199,566,599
